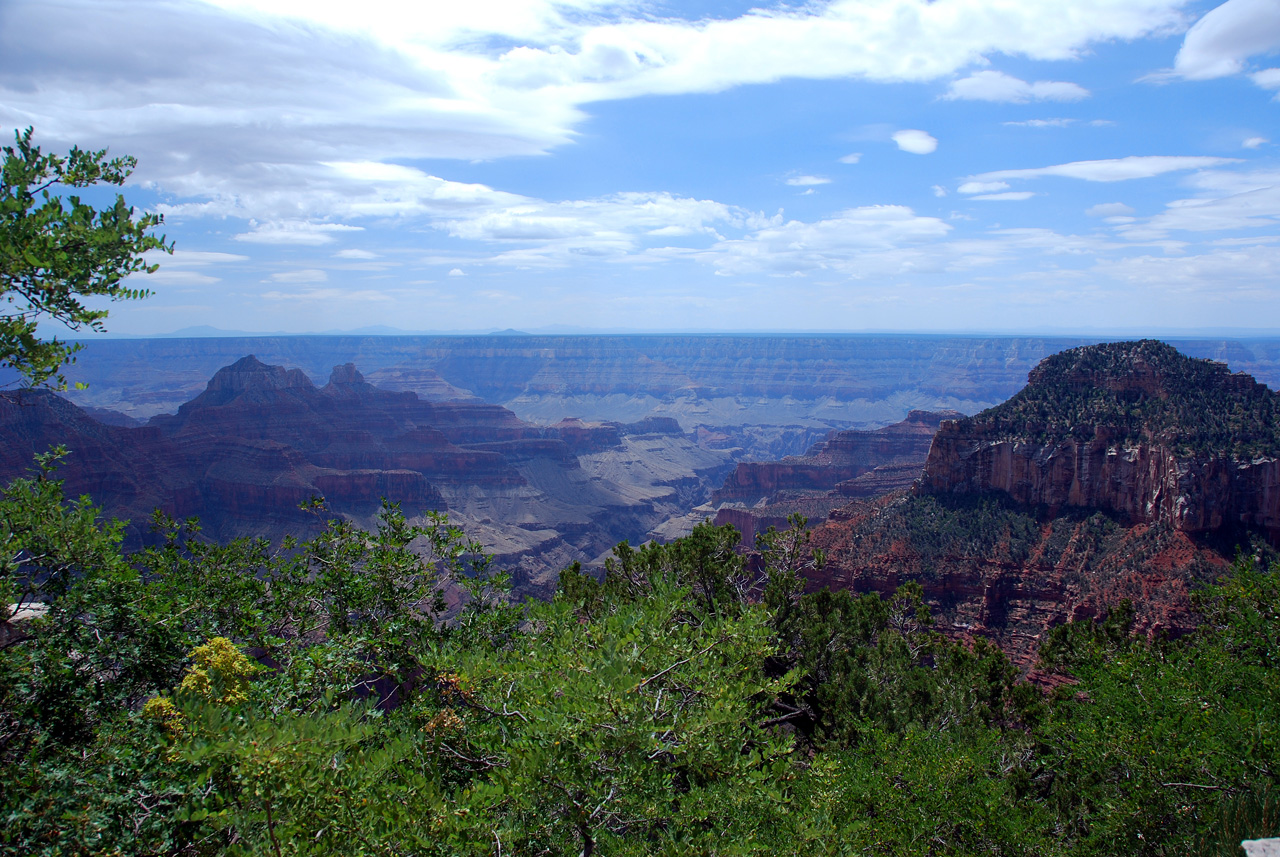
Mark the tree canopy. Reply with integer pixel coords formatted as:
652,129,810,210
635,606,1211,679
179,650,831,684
1,127,170,389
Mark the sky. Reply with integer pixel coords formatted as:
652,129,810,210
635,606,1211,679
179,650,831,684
2,0,1279,335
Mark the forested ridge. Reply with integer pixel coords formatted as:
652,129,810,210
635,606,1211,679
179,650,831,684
962,339,1280,457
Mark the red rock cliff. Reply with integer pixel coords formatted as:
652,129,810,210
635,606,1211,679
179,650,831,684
921,424,1280,540
919,342,1280,543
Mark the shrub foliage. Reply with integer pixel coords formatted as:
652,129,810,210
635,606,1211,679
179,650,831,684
2,471,1278,855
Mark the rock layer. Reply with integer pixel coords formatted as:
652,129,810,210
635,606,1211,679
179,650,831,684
0,356,733,594
714,410,960,504
803,342,1280,667
709,411,961,544
919,342,1280,543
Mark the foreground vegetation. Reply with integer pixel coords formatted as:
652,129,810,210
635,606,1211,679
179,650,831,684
2,458,1278,856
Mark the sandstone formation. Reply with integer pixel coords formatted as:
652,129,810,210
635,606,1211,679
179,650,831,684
805,341,1280,668
30,335,1132,459
710,410,961,544
42,335,1280,467
807,491,1235,670
919,341,1280,542
714,410,961,505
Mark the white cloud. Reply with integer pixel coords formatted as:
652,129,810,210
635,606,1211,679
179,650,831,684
334,248,380,259
695,205,952,276
1004,118,1077,128
137,269,223,287
958,181,1010,194
0,0,1195,238
1253,68,1280,89
892,129,938,154
1098,244,1280,291
448,268,466,277
431,190,748,267
932,185,948,197
786,175,832,186
1174,0,1280,80
1086,202,1136,217
267,269,328,283
1244,136,1269,148
158,250,251,265
970,155,1240,183
837,152,862,164
945,70,1089,102
1118,171,1280,238
128,248,248,287
262,287,392,302
234,221,365,245
971,191,1036,201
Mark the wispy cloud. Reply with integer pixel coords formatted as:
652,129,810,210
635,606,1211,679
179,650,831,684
786,175,832,186
1086,202,1136,217
266,269,328,284
958,181,1010,194
945,70,1089,102
1004,118,1076,128
970,156,1240,183
971,191,1035,201
234,221,364,245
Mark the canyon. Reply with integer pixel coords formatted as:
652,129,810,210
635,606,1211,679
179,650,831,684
0,356,733,596
5,335,1280,641
51,334,1280,462
710,409,961,546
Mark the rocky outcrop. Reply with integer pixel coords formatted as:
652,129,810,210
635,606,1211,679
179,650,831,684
921,426,1280,541
803,342,1280,668
50,335,1280,467
807,491,1240,669
714,410,960,505
709,411,961,544
919,342,1280,544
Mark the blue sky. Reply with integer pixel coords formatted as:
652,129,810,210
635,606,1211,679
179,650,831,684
3,0,1279,334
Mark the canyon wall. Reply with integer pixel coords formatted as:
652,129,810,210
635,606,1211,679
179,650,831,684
708,411,960,545
0,357,735,595
919,342,1280,542
920,425,1280,541
802,342,1280,667
714,410,959,504
41,334,1280,464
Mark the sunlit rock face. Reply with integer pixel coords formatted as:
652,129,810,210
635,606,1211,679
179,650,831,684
919,341,1280,542
805,342,1280,669
713,410,962,505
